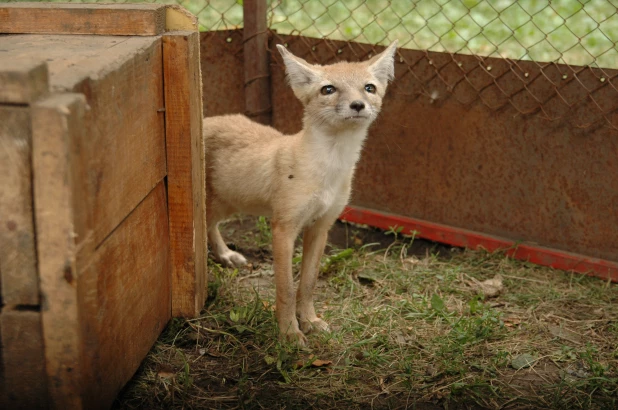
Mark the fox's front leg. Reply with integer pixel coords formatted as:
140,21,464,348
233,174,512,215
271,220,307,346
297,220,332,334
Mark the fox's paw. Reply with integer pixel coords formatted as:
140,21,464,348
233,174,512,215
217,250,247,268
280,328,308,348
299,317,330,334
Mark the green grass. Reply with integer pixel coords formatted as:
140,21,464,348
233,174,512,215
6,0,617,67
267,0,618,67
115,217,618,409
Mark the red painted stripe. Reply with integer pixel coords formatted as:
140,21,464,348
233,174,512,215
340,206,618,283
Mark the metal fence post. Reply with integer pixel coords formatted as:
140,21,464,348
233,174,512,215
243,0,271,125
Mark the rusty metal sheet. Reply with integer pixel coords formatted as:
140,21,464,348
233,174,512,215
200,30,245,117
269,34,618,263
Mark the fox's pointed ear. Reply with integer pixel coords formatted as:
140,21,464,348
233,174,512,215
277,44,321,90
367,40,398,84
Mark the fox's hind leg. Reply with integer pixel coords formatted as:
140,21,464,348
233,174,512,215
207,200,247,268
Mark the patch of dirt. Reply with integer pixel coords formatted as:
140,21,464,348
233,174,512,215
220,215,455,260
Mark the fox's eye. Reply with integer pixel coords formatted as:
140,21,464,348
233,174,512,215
321,85,336,95
365,84,377,93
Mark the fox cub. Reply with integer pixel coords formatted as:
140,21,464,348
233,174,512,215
203,41,397,346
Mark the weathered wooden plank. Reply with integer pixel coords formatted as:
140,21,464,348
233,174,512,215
0,35,151,93
165,5,198,31
0,36,166,250
0,310,48,409
33,92,170,409
0,59,48,104
0,106,39,306
0,3,167,36
0,35,168,251
32,93,86,410
78,181,170,408
163,31,207,317
69,37,167,250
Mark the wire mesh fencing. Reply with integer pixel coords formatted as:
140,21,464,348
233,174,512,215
3,0,617,129
269,1,618,68
266,0,618,130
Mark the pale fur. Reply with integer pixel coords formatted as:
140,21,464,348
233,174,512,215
204,41,397,346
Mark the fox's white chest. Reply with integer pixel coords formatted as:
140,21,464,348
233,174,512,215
314,183,337,213
304,167,349,224
300,128,365,223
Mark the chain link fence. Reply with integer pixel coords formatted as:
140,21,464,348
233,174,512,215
265,0,618,130
4,0,617,129
268,1,618,68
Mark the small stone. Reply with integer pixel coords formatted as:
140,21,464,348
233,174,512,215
511,353,536,370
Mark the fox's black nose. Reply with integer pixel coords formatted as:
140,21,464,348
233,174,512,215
350,100,365,112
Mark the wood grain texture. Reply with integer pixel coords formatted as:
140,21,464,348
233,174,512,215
78,181,170,409
0,3,166,36
165,5,198,31
0,35,157,93
0,59,48,104
163,31,207,317
0,106,39,307
71,37,167,250
32,93,86,410
0,310,48,410
0,36,167,250
33,94,170,409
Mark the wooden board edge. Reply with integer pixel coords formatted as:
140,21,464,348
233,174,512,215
194,32,207,315
32,93,87,409
0,60,49,104
163,31,207,317
0,106,39,306
165,5,198,31
0,4,166,36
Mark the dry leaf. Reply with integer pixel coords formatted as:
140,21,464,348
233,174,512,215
404,256,420,265
311,359,333,367
504,316,522,328
293,355,332,369
467,274,504,298
378,377,389,393
157,365,175,379
479,275,503,297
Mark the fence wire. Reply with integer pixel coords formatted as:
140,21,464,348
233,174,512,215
269,1,618,68
3,0,617,130
266,0,618,131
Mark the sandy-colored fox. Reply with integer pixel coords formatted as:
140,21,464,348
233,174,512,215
203,41,397,346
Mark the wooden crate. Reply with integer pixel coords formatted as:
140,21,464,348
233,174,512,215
0,4,206,409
